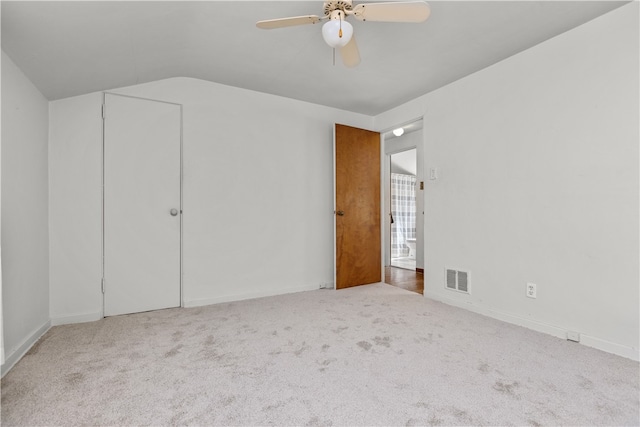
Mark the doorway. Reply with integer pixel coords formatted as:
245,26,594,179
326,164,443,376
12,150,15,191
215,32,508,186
390,149,417,270
103,93,182,316
383,119,424,272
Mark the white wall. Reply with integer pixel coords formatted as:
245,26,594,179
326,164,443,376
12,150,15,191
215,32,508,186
390,148,417,175
48,92,103,324
49,78,373,321
0,165,2,368
1,51,51,375
375,3,639,360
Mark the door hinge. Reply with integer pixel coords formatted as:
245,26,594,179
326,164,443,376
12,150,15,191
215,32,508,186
101,278,105,294
101,104,105,120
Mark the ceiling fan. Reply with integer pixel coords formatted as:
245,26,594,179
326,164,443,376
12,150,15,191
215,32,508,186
256,1,431,68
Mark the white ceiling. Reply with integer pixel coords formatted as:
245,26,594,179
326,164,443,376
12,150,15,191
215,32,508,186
1,1,627,115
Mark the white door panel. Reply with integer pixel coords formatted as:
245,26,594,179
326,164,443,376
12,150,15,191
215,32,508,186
104,93,181,316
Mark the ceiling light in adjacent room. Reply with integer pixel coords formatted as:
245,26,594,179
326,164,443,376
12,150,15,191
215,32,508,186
393,128,404,137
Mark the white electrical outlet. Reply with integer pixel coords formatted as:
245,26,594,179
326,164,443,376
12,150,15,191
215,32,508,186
526,282,537,298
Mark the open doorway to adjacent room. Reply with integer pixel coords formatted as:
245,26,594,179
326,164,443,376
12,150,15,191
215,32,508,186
383,118,423,270
390,148,417,270
382,119,424,294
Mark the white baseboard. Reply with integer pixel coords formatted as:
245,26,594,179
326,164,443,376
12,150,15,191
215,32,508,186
319,282,335,290
579,334,640,361
184,284,320,308
1,320,51,378
426,292,639,362
51,311,103,326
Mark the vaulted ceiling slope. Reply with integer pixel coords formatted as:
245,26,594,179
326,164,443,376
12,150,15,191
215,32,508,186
1,1,628,115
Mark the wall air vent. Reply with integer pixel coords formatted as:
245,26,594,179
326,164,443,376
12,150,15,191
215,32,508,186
445,268,470,294
446,269,457,289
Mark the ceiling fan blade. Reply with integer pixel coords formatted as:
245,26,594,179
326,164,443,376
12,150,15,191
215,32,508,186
353,1,431,23
256,15,322,29
340,36,361,68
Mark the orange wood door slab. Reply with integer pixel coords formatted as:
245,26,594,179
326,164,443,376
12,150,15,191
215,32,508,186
335,124,381,289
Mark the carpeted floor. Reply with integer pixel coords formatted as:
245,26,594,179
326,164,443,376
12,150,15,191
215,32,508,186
1,283,638,426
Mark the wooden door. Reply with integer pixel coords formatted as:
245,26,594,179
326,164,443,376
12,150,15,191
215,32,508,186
335,124,381,289
103,93,181,316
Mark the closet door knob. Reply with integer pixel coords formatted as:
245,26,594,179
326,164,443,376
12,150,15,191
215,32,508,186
170,208,179,216
336,210,345,216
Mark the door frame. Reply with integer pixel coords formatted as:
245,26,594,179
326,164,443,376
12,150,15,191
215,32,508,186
101,92,184,316
381,118,425,273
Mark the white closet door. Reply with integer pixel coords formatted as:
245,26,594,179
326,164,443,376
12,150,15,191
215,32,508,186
103,93,181,316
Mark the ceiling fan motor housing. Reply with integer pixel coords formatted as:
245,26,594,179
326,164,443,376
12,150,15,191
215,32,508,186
323,0,353,16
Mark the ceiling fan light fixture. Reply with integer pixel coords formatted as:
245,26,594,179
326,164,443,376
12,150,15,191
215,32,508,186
322,18,353,48
393,127,404,137
257,1,432,66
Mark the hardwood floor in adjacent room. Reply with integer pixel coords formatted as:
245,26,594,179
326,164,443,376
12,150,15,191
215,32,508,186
384,266,424,295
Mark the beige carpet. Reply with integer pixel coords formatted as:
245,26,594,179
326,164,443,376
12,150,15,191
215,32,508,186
1,283,638,426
